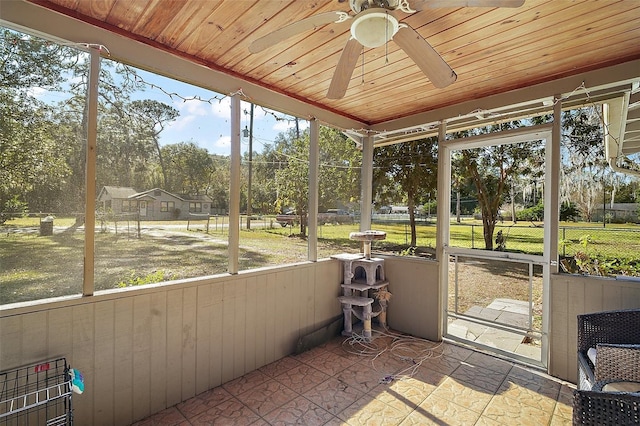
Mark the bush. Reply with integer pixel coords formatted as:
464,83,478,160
0,195,29,225
516,202,544,221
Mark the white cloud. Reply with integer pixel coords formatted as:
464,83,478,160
167,115,196,131
211,97,231,118
178,98,208,116
216,135,231,148
27,87,47,98
272,118,309,132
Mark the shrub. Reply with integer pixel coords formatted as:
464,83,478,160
0,196,28,225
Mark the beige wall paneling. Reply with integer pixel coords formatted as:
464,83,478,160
21,311,47,364
221,278,237,384
384,257,439,341
196,284,212,395
0,315,23,368
93,301,115,425
47,308,73,365
165,288,184,407
301,265,316,337
264,272,277,365
208,280,225,389
133,294,152,421
549,278,569,380
232,278,248,379
253,273,268,370
244,275,258,373
181,286,198,401
150,291,168,413
72,303,95,423
113,298,134,426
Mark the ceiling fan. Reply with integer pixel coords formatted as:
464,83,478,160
249,0,525,99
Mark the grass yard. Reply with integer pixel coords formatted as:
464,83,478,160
1,216,639,305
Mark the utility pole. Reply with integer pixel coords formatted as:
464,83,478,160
246,103,254,229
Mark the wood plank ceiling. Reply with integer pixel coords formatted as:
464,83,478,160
19,0,640,127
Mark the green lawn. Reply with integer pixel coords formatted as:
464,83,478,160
1,216,638,305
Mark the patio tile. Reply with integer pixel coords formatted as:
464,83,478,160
482,394,552,426
419,354,463,376
189,397,261,425
259,356,302,378
335,361,387,393
400,394,481,425
465,351,514,375
430,377,494,413
131,407,188,425
338,395,408,425
302,377,365,416
303,349,358,376
449,363,507,393
222,369,270,396
497,379,557,413
175,387,233,418
134,338,573,426
235,378,298,417
274,363,331,394
262,395,335,426
369,384,429,415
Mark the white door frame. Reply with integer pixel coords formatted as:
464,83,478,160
438,123,557,368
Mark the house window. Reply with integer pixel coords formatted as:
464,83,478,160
189,202,202,213
161,201,174,212
122,200,134,212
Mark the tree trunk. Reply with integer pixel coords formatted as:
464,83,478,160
408,195,417,246
482,213,495,250
456,190,461,223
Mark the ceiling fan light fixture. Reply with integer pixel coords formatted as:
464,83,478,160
350,8,399,48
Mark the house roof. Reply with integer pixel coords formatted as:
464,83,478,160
98,186,138,199
2,1,639,165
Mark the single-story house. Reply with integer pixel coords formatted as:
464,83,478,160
97,186,213,220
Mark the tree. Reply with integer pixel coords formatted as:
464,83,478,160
373,138,438,246
274,126,361,236
454,122,544,250
162,142,215,195
0,28,79,215
560,107,607,222
129,100,179,188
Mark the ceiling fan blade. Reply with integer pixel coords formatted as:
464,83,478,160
327,38,361,100
413,0,525,11
393,25,456,89
249,11,347,54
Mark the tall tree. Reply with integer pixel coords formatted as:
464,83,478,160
129,100,179,188
455,125,544,250
373,138,438,246
162,141,215,195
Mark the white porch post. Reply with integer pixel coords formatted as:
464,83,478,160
228,94,241,274
360,135,374,231
83,46,100,297
308,119,319,261
436,121,449,340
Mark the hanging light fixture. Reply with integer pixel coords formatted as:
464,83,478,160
350,8,400,48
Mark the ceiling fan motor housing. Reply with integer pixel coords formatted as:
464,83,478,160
350,0,399,13
350,8,400,48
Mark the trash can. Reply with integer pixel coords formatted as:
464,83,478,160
40,216,54,236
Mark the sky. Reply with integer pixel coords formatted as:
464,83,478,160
128,67,309,156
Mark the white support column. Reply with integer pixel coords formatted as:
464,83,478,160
308,119,319,261
548,96,562,274
541,95,562,368
83,46,100,297
228,94,241,274
360,135,374,231
436,121,449,340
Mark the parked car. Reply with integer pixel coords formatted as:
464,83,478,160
275,211,299,227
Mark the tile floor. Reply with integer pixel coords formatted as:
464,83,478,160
133,332,574,425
